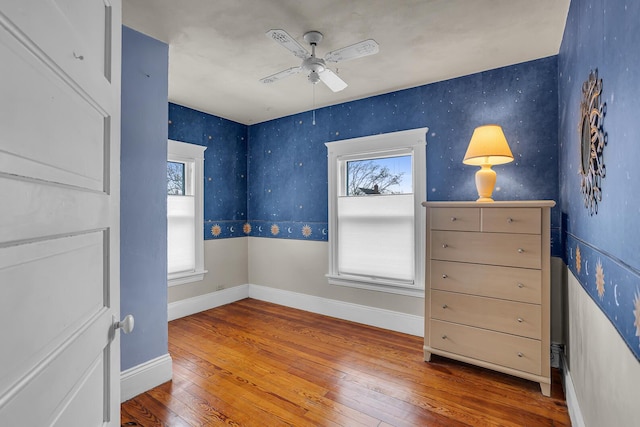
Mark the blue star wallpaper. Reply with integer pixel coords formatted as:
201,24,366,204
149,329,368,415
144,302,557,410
169,56,560,249
558,0,640,360
247,56,560,250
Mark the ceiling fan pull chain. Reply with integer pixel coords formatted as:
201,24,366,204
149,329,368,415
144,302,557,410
312,83,316,125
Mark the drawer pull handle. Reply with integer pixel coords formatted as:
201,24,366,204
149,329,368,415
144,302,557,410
517,352,524,358
518,283,524,288
450,217,457,222
442,274,448,279
507,217,514,223
517,248,525,253
442,243,448,248
441,335,447,339
517,318,523,323
442,304,448,309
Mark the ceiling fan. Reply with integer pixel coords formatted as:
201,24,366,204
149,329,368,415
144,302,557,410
260,29,379,92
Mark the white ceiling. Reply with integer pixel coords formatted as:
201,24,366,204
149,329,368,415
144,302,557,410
123,0,570,125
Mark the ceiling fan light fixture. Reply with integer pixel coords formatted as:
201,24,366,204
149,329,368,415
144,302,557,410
308,70,321,84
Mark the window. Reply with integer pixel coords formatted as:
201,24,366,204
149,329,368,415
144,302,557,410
325,128,427,296
167,140,206,286
167,161,185,195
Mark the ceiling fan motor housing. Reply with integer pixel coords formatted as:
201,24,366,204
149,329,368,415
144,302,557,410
302,31,326,84
303,57,326,73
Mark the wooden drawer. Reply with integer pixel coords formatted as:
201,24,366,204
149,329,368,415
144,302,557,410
430,320,542,375
430,231,541,269
430,207,480,231
482,208,541,234
430,260,542,304
431,290,542,339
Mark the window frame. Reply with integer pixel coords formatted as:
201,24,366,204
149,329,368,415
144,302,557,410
167,139,207,287
325,127,427,296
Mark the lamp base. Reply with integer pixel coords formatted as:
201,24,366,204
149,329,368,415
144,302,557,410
476,196,494,202
474,164,497,202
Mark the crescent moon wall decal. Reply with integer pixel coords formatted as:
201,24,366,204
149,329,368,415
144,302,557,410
322,229,327,235
614,284,620,306
585,260,589,275
258,226,263,232
287,227,292,233
230,226,235,232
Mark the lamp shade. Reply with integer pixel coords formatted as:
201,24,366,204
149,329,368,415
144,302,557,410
463,125,514,166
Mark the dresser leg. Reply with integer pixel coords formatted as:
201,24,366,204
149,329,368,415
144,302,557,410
540,382,551,397
423,347,432,362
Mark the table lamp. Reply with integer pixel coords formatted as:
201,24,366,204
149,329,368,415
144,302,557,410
463,125,514,202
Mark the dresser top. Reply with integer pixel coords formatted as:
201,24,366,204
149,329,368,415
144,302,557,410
421,200,556,208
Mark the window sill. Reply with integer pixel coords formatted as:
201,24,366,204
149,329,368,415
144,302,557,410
168,269,208,287
326,274,424,297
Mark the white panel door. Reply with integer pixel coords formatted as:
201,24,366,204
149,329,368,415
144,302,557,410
0,0,122,425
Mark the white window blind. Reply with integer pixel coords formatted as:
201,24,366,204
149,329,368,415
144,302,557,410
167,194,195,274
337,194,414,283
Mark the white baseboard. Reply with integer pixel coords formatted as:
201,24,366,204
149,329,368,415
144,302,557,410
168,284,249,321
248,284,424,336
561,353,585,427
120,353,173,402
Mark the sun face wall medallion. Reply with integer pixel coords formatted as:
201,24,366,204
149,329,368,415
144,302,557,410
579,69,607,215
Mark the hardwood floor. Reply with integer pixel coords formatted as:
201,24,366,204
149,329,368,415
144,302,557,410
121,298,570,426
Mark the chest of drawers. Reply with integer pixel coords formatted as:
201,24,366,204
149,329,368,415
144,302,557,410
422,201,555,396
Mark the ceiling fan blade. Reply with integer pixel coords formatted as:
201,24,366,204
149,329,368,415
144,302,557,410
324,39,379,63
260,66,302,84
319,69,347,92
266,29,310,59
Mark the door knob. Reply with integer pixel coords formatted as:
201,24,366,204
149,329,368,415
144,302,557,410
115,314,135,334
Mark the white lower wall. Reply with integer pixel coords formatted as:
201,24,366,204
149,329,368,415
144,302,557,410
247,237,424,316
167,284,423,336
168,237,248,303
565,268,639,426
168,284,249,321
248,284,423,336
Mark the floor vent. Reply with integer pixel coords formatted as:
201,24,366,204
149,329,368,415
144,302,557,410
550,342,564,369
